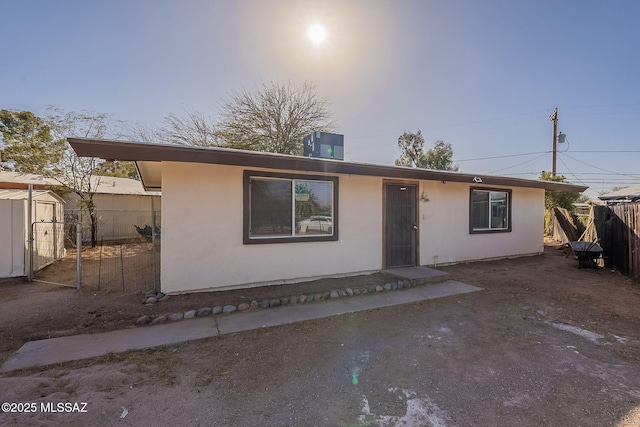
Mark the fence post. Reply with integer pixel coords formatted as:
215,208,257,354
27,184,33,282
76,223,82,290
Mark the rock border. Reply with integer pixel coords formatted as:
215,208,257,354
135,279,415,327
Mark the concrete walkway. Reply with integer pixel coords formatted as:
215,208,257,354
0,280,482,373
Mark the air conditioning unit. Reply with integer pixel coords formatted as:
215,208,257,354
303,132,344,160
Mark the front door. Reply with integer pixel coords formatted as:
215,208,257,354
384,183,418,268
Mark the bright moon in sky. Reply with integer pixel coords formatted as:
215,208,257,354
307,24,327,45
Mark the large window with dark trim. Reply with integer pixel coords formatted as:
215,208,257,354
243,171,338,244
470,188,511,233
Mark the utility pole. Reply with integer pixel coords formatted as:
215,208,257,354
549,107,558,176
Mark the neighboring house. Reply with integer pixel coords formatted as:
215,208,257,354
0,189,65,278
0,171,161,242
68,138,587,294
598,185,640,205
63,175,161,241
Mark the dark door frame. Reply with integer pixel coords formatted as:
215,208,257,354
382,180,420,269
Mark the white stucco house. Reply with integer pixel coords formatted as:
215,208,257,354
68,138,587,294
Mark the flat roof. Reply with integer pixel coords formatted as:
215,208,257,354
68,138,589,193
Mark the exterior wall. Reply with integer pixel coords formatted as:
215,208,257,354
161,162,383,293
161,162,545,293
418,181,544,265
0,200,26,278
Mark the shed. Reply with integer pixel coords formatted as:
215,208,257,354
68,138,587,294
0,189,66,278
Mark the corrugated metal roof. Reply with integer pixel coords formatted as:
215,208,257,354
0,189,65,203
0,171,159,196
598,184,640,201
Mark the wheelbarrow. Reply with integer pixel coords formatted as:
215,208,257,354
566,240,603,269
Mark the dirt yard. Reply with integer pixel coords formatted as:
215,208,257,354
1,243,640,426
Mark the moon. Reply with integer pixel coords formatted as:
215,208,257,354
307,24,327,45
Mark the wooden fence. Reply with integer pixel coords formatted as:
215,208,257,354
593,204,640,282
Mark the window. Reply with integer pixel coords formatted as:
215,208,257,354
243,171,338,244
470,188,511,233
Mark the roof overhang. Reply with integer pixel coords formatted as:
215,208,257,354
68,138,589,193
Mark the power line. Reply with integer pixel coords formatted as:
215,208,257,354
486,153,549,175
559,152,640,180
454,151,549,162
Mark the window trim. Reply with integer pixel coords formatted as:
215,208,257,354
243,170,339,244
469,187,512,234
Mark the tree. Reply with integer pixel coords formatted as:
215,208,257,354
44,107,124,247
395,131,426,168
539,171,581,211
0,109,65,173
216,81,335,154
395,131,459,171
424,140,459,171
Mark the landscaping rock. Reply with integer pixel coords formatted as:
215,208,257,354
391,282,398,290
299,295,307,303
383,283,393,291
375,285,384,293
398,281,404,290
306,295,315,303
269,299,281,307
212,306,223,315
151,314,167,325
223,305,237,313
145,290,157,298
290,296,299,304
323,291,331,300
345,288,354,296
368,286,377,293
238,303,250,311
259,299,270,309
353,288,361,296
145,297,157,305
197,307,212,317
168,312,184,321
184,310,196,319
361,288,369,295
281,297,290,306
314,293,323,301
250,300,259,309
136,315,152,326
338,289,347,297
330,290,340,299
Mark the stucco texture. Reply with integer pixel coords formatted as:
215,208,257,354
161,162,544,293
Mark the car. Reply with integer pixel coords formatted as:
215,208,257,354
297,215,333,234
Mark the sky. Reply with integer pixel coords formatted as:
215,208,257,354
3,0,640,198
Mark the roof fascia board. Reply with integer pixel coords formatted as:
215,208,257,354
68,138,588,193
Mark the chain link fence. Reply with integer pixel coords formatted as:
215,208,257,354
33,210,161,294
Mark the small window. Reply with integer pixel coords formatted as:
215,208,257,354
470,188,511,233
244,171,338,244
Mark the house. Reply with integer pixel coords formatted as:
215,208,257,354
62,175,161,241
0,189,65,278
598,185,640,205
68,138,587,294
0,171,161,242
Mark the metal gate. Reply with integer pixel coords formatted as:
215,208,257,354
30,220,82,289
